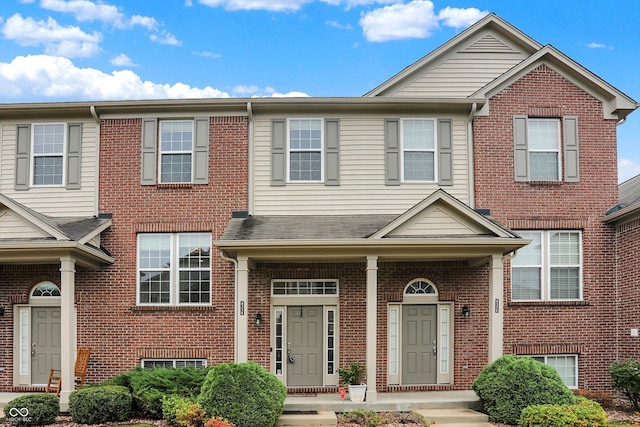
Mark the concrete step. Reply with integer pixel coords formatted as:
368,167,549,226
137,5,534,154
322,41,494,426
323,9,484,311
276,411,337,427
415,408,489,425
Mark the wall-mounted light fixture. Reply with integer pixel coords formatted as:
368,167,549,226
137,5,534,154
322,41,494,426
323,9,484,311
255,312,263,327
462,305,471,318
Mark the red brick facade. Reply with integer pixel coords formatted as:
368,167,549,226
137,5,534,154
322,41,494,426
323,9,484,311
84,115,248,382
614,217,640,360
474,65,620,390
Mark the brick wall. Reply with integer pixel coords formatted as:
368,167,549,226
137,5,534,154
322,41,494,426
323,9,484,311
77,115,249,383
615,217,640,360
474,64,619,391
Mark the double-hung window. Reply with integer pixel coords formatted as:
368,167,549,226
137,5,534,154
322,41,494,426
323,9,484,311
402,119,436,182
513,116,579,183
511,230,582,301
32,123,65,186
531,355,578,388
288,119,323,182
137,233,211,305
160,120,193,183
528,119,560,181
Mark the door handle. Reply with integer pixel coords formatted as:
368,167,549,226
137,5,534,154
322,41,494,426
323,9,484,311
31,343,36,359
287,352,294,364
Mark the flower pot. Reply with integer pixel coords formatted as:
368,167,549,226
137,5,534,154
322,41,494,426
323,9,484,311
348,384,367,402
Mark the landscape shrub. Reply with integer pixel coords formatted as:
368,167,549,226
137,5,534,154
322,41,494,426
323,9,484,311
197,362,286,427
204,417,236,427
3,393,59,427
69,384,132,425
175,399,206,427
519,396,607,427
610,359,640,410
106,366,211,418
163,395,190,426
337,409,382,427
472,355,576,425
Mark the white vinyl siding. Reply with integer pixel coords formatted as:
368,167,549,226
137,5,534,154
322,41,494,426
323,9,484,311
254,117,470,215
0,121,97,216
512,231,582,301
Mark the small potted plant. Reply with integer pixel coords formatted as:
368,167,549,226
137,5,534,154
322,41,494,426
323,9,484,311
338,362,367,402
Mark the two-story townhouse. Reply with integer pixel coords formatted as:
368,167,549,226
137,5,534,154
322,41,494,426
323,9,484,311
216,14,637,399
0,104,114,401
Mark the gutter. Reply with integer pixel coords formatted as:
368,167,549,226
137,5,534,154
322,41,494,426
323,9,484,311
91,106,101,215
247,102,254,215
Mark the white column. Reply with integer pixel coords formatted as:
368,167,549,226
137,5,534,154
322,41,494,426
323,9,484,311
59,256,76,411
236,256,249,363
365,256,378,401
488,253,504,363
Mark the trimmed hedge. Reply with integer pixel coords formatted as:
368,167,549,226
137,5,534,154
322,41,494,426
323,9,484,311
107,366,211,418
3,393,59,427
519,397,608,427
472,355,576,425
69,385,132,424
610,359,640,410
198,362,286,427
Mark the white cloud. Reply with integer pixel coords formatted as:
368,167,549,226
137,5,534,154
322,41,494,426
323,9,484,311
321,0,399,8
438,6,488,29
360,0,438,42
0,55,231,100
326,20,353,30
233,85,260,95
619,158,640,184
40,0,159,30
150,31,181,46
233,85,309,97
193,51,221,58
1,13,102,58
111,53,135,66
197,0,312,12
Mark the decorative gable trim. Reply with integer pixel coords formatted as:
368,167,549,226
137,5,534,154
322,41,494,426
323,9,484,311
0,194,69,240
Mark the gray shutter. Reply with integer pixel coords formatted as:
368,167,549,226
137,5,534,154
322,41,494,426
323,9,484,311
563,116,579,183
141,118,157,185
513,115,529,182
437,119,453,186
66,123,82,190
193,117,210,185
15,124,31,190
385,119,401,186
271,119,286,186
325,119,340,186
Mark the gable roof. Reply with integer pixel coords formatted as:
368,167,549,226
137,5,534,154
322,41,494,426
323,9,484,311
472,44,638,120
364,14,541,98
0,193,113,268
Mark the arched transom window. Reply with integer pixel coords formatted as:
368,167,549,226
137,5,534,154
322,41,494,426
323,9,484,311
31,282,61,297
405,279,438,295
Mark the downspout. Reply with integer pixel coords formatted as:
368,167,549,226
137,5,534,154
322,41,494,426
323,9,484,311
247,102,254,215
90,106,101,216
219,250,239,361
467,102,477,208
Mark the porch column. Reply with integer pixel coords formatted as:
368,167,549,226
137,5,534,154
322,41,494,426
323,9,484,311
59,256,76,411
488,253,504,363
365,256,378,401
236,256,249,363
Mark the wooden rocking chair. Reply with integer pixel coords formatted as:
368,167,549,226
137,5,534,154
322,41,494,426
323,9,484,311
45,348,91,397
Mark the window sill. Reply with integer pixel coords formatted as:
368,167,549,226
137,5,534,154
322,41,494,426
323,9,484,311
527,180,564,186
508,300,588,307
132,305,216,313
156,183,194,189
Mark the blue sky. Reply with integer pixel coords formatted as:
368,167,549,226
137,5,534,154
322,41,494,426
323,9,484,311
0,0,638,182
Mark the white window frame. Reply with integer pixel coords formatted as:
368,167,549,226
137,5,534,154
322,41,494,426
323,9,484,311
137,233,212,306
528,118,561,181
141,359,207,369
30,123,66,187
287,118,324,183
401,118,437,183
529,354,578,388
158,120,194,184
512,230,583,301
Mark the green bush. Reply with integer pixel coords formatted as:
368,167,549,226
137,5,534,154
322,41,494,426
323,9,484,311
610,359,640,410
198,362,287,427
338,409,382,427
163,395,205,427
163,395,190,426
107,366,211,418
519,396,608,427
69,384,132,424
472,355,576,425
3,393,59,427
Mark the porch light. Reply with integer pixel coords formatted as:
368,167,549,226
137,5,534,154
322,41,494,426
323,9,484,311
462,305,471,318
255,312,263,327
